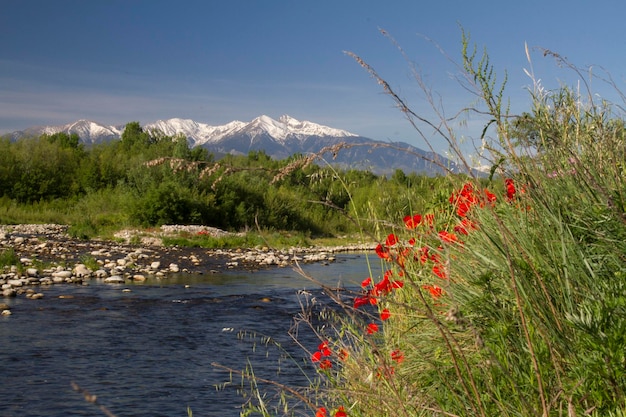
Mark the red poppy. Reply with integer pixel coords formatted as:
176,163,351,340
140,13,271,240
338,348,349,361
353,295,372,308
334,406,347,417
438,230,458,244
484,188,497,203
316,407,328,417
361,277,372,287
380,308,391,321
319,359,332,370
505,178,516,201
311,351,322,362
366,323,379,334
432,264,447,279
391,349,405,363
403,214,422,229
385,233,398,246
375,243,390,259
422,284,444,298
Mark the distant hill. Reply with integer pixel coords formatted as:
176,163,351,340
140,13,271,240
8,115,467,175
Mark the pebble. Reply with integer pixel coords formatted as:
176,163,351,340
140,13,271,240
0,224,375,308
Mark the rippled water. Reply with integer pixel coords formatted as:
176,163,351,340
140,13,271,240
0,254,373,417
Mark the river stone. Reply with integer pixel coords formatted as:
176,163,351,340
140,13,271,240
132,274,146,282
2,289,16,297
94,269,108,278
73,264,91,278
7,279,23,287
104,275,125,284
52,270,72,279
26,268,38,277
150,261,161,269
0,303,9,310
1,309,11,316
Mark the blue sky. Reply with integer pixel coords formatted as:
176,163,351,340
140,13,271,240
2,0,626,154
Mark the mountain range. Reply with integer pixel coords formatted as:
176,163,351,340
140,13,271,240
7,115,466,175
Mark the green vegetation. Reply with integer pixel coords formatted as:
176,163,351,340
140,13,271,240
220,34,626,416
0,125,453,243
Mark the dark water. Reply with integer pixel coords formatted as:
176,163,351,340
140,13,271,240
0,254,373,417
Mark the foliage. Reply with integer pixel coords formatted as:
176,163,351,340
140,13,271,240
0,123,442,241
224,32,626,417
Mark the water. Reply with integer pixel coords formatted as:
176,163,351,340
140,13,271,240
0,254,374,417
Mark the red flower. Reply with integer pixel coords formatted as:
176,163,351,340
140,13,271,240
432,264,447,279
361,277,372,287
484,188,497,203
422,284,444,298
338,348,349,361
385,233,398,246
375,243,390,259
391,349,405,363
380,308,391,321
319,359,332,370
367,323,379,334
316,407,328,417
505,178,516,201
334,406,347,417
403,214,422,229
438,230,458,244
311,351,322,362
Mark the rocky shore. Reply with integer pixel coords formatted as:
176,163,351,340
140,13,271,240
0,224,373,314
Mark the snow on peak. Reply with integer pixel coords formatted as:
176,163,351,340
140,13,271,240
247,114,357,141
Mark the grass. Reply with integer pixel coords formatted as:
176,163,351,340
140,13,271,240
224,33,626,417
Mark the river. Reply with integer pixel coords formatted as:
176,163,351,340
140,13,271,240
0,253,374,417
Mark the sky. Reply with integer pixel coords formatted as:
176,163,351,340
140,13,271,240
2,0,626,155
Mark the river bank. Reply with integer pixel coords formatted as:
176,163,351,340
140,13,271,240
0,224,374,312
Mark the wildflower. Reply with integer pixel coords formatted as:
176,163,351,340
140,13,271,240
422,284,444,298
316,407,328,417
375,243,390,260
318,340,332,357
353,295,371,308
385,233,398,246
366,323,379,334
380,308,391,321
403,214,422,229
438,230,458,244
311,351,322,362
338,348,349,361
432,264,447,280
505,178,516,201
361,277,372,287
484,188,497,203
319,359,332,370
454,218,477,235
334,406,347,417
391,349,405,363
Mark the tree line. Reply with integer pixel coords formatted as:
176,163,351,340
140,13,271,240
0,122,454,237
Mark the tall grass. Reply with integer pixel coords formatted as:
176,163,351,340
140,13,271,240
225,32,626,416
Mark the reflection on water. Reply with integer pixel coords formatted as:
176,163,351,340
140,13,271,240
0,254,374,417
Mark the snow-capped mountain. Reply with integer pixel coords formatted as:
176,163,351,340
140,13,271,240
145,115,357,148
6,115,465,175
10,119,123,144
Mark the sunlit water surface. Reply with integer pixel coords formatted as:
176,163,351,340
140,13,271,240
0,254,374,417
